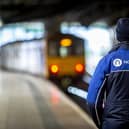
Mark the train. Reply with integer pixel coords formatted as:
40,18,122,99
46,33,86,88
0,32,86,89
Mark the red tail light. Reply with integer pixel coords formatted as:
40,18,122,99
75,63,84,73
50,64,59,74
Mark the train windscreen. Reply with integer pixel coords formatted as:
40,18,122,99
48,38,84,57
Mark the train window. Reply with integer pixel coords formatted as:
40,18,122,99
48,37,84,57
59,47,68,57
74,42,84,55
48,41,58,56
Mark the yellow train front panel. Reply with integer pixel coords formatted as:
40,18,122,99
47,56,85,78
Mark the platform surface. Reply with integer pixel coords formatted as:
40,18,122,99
0,71,97,129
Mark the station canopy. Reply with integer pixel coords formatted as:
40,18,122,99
0,0,129,26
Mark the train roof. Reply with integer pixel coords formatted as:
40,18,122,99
47,32,83,41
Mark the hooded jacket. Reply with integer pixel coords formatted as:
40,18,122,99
87,42,129,129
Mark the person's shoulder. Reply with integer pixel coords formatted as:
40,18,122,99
96,54,110,66
99,52,114,65
106,47,119,59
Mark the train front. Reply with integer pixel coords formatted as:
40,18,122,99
47,33,86,89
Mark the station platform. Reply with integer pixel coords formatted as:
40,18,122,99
0,70,97,129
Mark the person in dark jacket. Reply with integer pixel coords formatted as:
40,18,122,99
87,18,129,129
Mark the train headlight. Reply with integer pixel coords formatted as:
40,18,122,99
50,64,59,74
75,63,84,73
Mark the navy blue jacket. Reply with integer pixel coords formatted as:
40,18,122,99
87,42,129,129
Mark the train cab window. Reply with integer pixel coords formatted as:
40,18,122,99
59,47,68,57
74,42,84,55
48,41,58,56
48,37,84,57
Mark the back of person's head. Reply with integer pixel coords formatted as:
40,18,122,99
116,18,129,42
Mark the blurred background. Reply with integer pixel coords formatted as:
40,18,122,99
0,1,129,129
1,0,129,75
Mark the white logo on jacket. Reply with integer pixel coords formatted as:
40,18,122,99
113,58,122,67
124,60,129,64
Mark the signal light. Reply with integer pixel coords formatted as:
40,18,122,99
75,63,84,73
50,64,59,74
